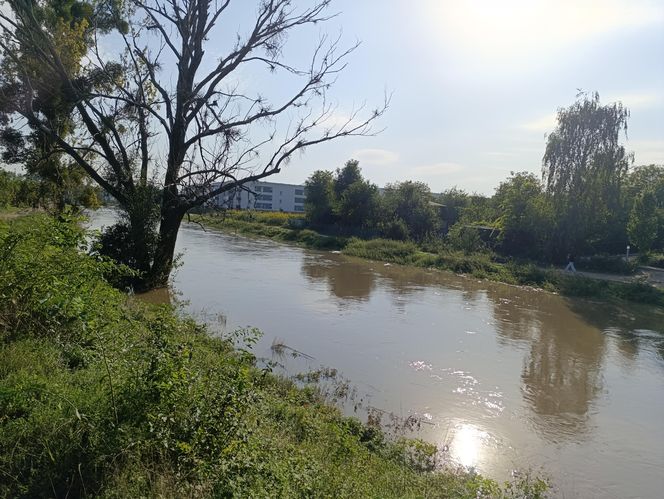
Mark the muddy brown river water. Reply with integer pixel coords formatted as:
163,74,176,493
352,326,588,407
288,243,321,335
89,210,664,498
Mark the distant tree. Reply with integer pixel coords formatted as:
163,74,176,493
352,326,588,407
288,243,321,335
0,169,45,208
336,179,379,229
331,160,379,228
543,92,632,255
334,159,363,198
304,170,336,226
381,181,439,241
457,194,495,226
493,172,554,258
628,190,659,253
624,165,664,250
437,187,469,226
446,224,485,254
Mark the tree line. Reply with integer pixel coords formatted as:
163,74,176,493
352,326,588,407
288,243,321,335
0,169,99,210
305,93,664,262
305,160,442,242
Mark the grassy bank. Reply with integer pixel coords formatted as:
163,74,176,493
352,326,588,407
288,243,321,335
194,212,664,307
0,214,548,497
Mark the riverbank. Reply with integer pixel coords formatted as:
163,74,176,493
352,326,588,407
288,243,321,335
0,214,548,497
192,212,664,307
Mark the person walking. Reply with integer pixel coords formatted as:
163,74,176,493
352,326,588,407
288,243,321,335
565,253,577,272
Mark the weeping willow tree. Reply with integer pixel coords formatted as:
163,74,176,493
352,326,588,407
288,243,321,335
0,0,386,289
542,92,633,257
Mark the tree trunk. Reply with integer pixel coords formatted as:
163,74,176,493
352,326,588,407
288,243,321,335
147,206,185,289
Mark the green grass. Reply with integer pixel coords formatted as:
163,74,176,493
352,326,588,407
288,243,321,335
196,213,347,250
194,214,664,307
0,214,550,497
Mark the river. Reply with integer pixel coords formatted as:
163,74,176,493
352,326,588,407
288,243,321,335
89,210,664,498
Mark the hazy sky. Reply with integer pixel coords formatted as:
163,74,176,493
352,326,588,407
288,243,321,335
251,0,664,194
7,1,662,195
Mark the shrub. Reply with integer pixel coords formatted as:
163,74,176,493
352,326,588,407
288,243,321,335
343,238,418,263
576,254,637,275
447,225,486,254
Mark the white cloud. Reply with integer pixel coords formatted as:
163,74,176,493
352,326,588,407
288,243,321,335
521,113,557,132
604,92,663,109
321,111,365,130
352,148,400,166
629,140,664,165
410,162,464,176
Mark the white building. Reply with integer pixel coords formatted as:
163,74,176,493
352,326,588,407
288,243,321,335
211,180,306,213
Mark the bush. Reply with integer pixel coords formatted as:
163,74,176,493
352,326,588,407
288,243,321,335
576,254,637,275
344,238,418,263
640,252,664,269
379,217,409,241
447,225,486,254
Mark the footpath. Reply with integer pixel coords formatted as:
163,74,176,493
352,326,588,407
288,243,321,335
552,266,664,289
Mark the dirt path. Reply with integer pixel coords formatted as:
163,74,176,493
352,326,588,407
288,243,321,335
550,266,664,288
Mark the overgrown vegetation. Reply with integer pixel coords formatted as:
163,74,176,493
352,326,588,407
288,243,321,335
0,169,99,210
1,214,553,497
195,213,664,307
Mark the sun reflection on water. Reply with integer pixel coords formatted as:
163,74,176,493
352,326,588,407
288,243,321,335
448,423,489,469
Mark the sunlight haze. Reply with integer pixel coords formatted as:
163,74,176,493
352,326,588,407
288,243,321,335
275,0,664,193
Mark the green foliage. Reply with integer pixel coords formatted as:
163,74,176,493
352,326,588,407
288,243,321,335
380,216,410,241
305,161,381,231
493,172,554,258
344,238,419,263
221,209,304,227
0,0,124,211
0,214,549,497
304,170,336,225
576,254,636,274
628,189,659,253
381,181,440,241
436,187,470,225
336,179,380,229
334,159,363,198
196,214,347,250
640,252,664,268
447,224,486,254
0,168,95,209
94,185,162,287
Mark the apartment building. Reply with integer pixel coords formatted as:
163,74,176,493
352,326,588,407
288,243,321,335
211,180,306,213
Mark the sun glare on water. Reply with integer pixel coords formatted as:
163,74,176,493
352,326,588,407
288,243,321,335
448,423,489,469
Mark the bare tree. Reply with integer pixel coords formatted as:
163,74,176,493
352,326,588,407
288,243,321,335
0,0,387,289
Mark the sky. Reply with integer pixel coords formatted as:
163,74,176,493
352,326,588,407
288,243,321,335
236,0,664,194
4,0,662,195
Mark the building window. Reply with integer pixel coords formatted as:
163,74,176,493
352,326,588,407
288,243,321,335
294,205,304,212
294,197,306,204
295,188,304,196
261,186,273,193
256,194,272,201
255,202,272,210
